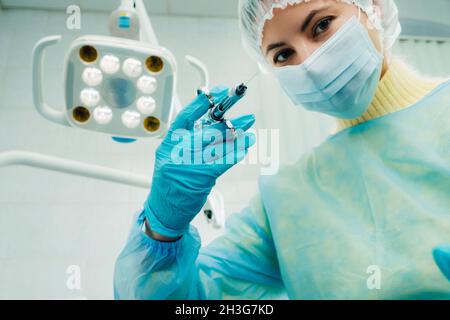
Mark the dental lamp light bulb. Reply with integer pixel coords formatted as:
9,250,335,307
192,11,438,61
80,88,101,107
137,76,157,94
93,106,113,125
137,96,156,115
122,58,142,78
100,55,120,74
122,110,141,128
82,67,103,86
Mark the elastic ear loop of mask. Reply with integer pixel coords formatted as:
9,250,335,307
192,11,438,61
365,4,386,55
357,5,386,60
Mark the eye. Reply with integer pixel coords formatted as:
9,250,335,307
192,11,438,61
273,48,294,65
313,16,334,38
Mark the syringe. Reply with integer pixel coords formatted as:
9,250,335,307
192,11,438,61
210,83,248,121
196,83,248,128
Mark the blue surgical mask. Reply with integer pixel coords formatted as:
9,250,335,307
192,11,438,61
274,15,383,119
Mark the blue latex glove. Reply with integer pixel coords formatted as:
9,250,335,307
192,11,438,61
433,245,450,281
144,86,256,238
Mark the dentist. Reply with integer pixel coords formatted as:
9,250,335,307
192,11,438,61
114,0,450,299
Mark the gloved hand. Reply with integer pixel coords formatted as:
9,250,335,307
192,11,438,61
144,86,256,238
433,245,450,281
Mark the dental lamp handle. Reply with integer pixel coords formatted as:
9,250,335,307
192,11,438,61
31,35,70,127
185,55,210,90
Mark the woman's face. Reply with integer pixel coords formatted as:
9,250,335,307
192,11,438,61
261,0,383,68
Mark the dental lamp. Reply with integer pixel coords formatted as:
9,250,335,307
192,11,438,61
32,0,179,141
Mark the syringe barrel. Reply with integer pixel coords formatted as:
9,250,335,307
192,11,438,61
210,84,248,121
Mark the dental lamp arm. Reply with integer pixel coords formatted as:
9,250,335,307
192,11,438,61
0,149,224,239
135,0,159,46
134,0,210,114
0,150,150,189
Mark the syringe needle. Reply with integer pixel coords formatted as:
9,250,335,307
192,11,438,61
244,70,260,85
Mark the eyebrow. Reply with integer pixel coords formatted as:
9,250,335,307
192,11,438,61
265,42,286,56
301,7,330,33
264,5,331,57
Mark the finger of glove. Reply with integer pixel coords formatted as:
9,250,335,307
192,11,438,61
169,86,230,132
212,147,252,176
202,132,256,166
203,114,256,146
167,127,239,159
169,94,212,132
209,86,229,104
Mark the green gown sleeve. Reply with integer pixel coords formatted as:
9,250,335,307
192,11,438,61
113,194,287,300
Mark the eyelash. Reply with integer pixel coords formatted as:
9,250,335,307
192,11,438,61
312,16,334,38
273,48,294,65
272,16,335,65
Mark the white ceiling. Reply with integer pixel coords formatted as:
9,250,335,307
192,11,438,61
0,0,240,17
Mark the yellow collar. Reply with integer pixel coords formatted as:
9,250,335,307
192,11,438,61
336,59,444,131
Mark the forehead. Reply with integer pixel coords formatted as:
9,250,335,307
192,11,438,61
260,0,351,46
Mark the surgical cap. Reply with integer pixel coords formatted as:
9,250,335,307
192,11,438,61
239,0,402,66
